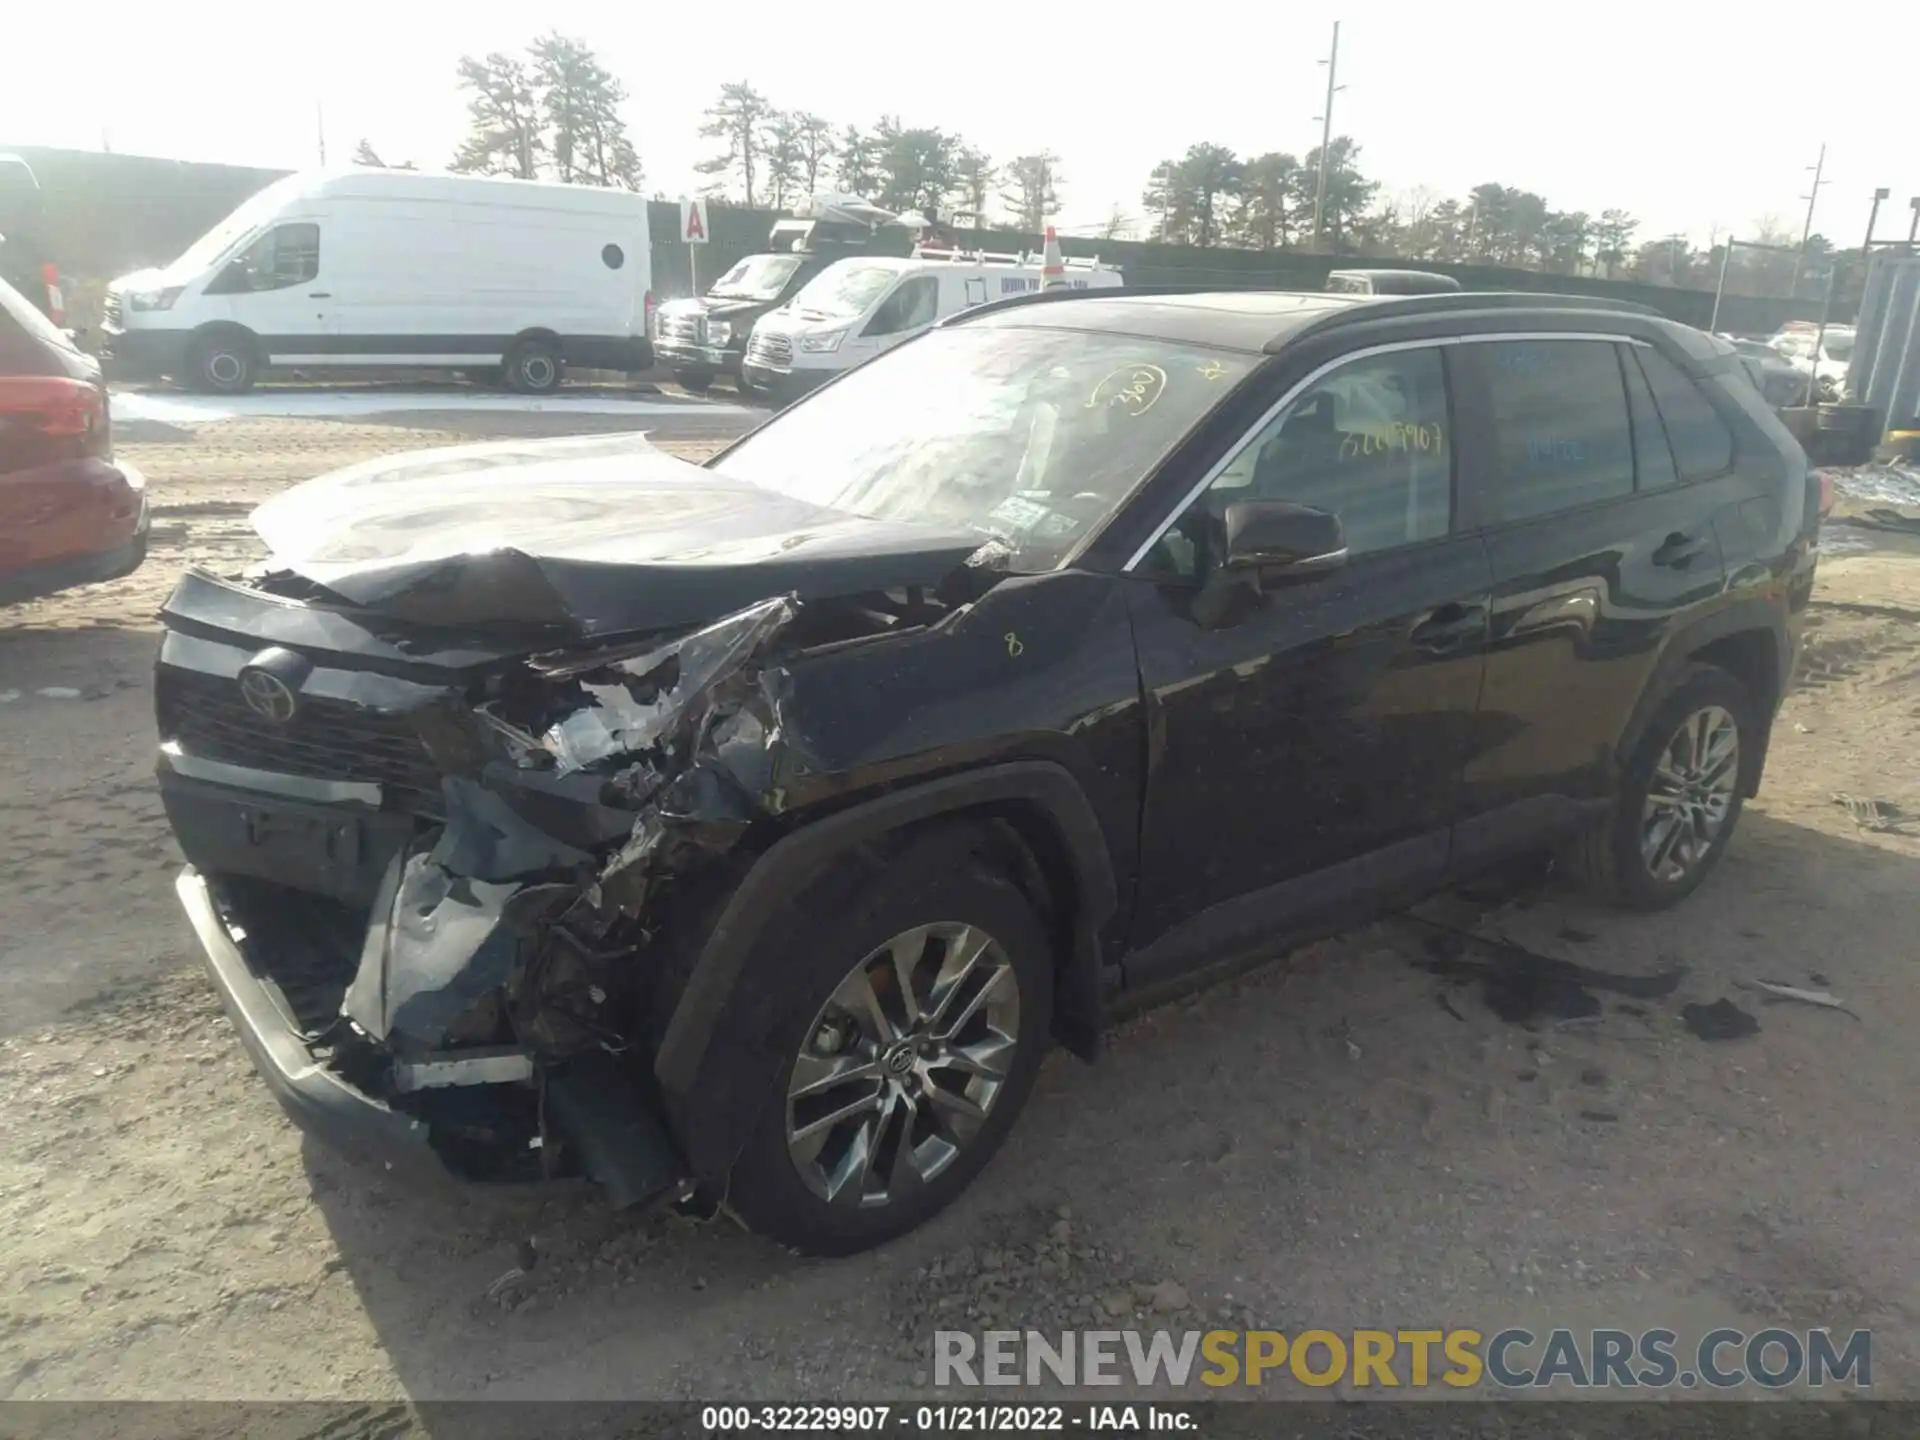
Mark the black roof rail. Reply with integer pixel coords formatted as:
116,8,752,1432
1273,288,1663,350
939,281,1671,348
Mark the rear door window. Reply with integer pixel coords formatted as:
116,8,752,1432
1634,347,1736,480
1483,340,1634,523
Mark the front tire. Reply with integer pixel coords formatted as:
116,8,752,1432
673,367,715,394
505,338,562,394
725,828,1054,1256
186,331,257,394
1564,663,1756,910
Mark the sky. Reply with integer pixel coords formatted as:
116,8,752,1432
7,2,1920,252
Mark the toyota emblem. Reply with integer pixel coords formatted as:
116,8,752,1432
239,669,299,723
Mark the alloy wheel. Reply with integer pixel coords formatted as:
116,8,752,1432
785,922,1021,1209
1640,704,1740,883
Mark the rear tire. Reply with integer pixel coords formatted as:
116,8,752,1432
725,827,1054,1256
1563,663,1756,910
505,338,562,395
186,331,257,394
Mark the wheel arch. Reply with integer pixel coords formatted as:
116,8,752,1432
508,326,562,352
187,321,261,360
1619,603,1788,798
652,761,1119,1183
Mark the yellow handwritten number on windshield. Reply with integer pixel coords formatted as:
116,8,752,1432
1005,632,1024,658
1086,365,1168,417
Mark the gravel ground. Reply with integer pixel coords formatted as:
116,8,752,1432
3,407,1920,1407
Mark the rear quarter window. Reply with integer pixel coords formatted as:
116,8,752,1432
1635,347,1735,480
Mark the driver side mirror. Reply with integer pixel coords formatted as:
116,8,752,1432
1221,500,1347,583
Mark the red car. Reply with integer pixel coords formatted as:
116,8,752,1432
0,275,147,604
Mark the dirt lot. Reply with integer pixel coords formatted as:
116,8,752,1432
3,410,1920,1406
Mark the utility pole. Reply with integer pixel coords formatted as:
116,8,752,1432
1311,21,1342,252
1795,142,1827,297
1908,196,1920,255
316,100,327,166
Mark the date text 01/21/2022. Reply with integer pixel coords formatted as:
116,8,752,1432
699,1405,1195,1432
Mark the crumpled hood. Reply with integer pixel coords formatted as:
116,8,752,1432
249,432,985,637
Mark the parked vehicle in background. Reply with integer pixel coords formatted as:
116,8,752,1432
100,169,654,395
654,194,909,393
158,286,1816,1255
1717,335,1806,406
0,276,146,604
1769,323,1854,392
1326,268,1462,296
0,154,65,327
741,246,1124,403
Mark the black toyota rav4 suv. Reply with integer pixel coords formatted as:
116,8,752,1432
157,289,1817,1255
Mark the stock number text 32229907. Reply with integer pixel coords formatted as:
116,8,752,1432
700,1405,1193,1433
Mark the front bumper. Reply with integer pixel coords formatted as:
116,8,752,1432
655,340,739,375
179,866,455,1186
177,860,688,1202
739,363,829,405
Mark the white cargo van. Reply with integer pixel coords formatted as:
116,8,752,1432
101,169,653,394
740,245,1122,402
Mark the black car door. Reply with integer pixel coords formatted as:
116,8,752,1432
1450,333,1740,864
1122,340,1493,985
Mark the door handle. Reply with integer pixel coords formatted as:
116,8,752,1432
308,291,331,298
1652,531,1707,568
1409,602,1487,655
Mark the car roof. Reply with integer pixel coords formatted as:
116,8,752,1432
953,287,1667,354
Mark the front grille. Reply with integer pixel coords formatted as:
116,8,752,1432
660,313,703,345
746,331,792,369
157,666,442,803
103,292,122,327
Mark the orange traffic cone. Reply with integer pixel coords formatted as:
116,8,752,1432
1040,225,1067,290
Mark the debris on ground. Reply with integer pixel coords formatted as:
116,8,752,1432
1831,793,1912,834
1737,979,1862,1021
1682,999,1760,1042
1833,460,1920,510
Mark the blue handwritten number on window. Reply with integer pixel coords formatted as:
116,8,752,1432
1528,437,1587,468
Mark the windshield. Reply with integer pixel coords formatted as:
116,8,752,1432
713,325,1257,571
1822,331,1854,360
787,264,899,320
712,254,803,301
165,183,293,276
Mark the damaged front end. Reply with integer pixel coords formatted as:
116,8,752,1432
183,595,809,1207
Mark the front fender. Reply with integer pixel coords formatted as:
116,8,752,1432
652,759,1118,1185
